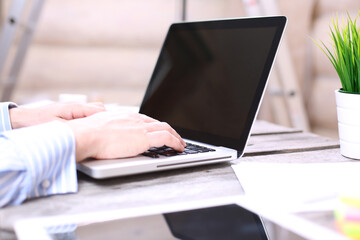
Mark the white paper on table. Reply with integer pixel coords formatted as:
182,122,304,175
232,161,360,213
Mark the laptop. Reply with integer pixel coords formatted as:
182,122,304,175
77,16,287,179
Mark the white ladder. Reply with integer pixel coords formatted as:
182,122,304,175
0,0,45,101
242,0,310,131
179,0,309,131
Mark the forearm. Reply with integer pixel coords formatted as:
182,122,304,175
0,121,78,208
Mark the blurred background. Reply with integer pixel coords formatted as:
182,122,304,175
0,0,359,139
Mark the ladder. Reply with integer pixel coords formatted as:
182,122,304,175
242,0,310,131
179,0,309,131
0,0,45,101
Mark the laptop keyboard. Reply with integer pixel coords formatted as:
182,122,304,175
142,142,215,158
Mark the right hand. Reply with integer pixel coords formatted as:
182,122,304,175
66,111,186,162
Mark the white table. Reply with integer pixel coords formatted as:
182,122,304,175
1,120,350,240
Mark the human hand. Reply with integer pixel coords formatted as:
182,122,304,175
66,111,186,162
9,102,106,129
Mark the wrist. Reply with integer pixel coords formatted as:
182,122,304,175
9,107,25,129
66,119,96,162
9,106,47,129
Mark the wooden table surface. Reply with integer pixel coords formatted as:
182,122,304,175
0,120,350,239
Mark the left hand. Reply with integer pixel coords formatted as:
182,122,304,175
9,102,106,129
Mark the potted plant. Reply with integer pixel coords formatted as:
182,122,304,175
316,12,360,159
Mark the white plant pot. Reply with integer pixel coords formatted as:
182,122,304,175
335,89,360,159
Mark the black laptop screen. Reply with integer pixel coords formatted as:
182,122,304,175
140,17,286,155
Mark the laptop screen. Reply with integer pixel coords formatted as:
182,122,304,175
140,17,286,155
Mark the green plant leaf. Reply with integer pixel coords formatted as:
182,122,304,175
314,11,360,93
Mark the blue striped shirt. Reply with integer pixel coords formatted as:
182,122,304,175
0,102,78,208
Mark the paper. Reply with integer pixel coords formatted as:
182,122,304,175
232,161,360,212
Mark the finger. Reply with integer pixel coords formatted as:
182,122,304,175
145,122,186,147
147,131,185,152
137,113,160,123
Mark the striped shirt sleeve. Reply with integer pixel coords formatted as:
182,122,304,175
0,121,78,208
0,102,17,132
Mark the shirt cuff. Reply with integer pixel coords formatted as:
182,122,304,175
0,102,17,132
4,121,78,199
